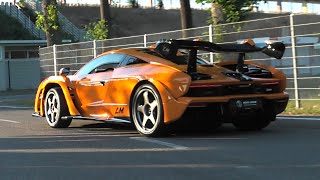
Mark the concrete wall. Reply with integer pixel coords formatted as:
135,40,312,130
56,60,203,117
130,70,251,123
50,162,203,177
9,59,40,90
0,59,40,90
0,60,8,91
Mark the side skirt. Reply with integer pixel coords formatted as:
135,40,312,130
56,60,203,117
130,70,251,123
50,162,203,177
61,116,131,124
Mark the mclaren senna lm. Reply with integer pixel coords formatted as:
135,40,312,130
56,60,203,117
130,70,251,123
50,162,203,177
33,39,288,136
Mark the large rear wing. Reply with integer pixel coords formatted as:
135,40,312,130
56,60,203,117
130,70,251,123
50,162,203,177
154,39,286,74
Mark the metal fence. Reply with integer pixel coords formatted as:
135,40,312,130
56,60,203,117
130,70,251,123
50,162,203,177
39,14,320,108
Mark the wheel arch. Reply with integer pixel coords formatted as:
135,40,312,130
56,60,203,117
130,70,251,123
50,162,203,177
129,79,175,123
37,81,80,117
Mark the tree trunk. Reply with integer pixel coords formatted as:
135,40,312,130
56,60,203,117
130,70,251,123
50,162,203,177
42,0,61,46
211,3,225,60
100,0,111,38
211,3,224,25
180,0,193,38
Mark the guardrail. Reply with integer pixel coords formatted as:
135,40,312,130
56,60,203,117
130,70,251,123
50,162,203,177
0,2,46,39
39,14,320,108
24,0,86,41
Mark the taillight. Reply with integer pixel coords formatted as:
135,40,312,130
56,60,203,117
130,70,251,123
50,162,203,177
261,82,279,86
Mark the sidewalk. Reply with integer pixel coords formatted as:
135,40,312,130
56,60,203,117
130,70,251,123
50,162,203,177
0,89,36,97
0,90,35,108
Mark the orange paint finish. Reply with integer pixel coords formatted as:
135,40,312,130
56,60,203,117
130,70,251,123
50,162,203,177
113,63,191,99
34,76,80,116
162,91,289,124
112,64,191,123
34,46,288,125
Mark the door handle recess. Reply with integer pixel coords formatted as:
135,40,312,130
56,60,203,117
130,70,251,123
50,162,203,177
100,81,106,86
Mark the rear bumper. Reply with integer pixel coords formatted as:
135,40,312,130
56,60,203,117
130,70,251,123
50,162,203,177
163,92,289,124
180,92,289,104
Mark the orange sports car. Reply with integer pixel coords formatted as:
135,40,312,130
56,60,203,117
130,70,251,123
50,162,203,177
33,39,288,136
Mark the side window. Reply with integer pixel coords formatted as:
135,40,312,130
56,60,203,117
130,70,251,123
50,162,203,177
91,63,119,74
119,55,147,67
77,53,126,76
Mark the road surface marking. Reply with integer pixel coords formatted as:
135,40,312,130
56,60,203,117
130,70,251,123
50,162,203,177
0,99,20,103
0,106,32,109
0,147,203,153
188,137,248,140
40,139,103,143
1,134,135,139
130,137,189,150
0,119,20,124
277,116,320,121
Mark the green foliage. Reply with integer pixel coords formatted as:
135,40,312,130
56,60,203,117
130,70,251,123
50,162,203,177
0,10,37,40
17,2,38,23
16,0,27,8
196,0,260,62
35,4,59,32
196,0,260,23
284,100,320,115
84,20,108,40
128,0,139,8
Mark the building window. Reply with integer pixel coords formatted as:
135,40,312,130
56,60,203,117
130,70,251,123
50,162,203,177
5,52,10,59
29,51,39,58
10,51,28,59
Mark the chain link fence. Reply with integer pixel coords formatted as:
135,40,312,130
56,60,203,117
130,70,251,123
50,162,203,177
39,14,320,108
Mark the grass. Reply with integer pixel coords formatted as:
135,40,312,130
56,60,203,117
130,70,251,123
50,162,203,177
282,100,320,116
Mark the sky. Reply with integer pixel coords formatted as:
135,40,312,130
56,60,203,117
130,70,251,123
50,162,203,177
70,0,320,14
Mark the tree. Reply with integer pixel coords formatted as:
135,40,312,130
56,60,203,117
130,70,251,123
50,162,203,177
128,0,139,8
36,0,61,46
158,0,164,9
180,0,193,38
100,0,111,38
196,0,261,24
84,20,108,40
196,0,260,61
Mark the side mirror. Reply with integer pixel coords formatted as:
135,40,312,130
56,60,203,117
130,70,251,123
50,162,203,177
262,42,285,59
59,68,70,77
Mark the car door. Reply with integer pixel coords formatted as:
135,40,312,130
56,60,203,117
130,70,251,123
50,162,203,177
74,53,126,119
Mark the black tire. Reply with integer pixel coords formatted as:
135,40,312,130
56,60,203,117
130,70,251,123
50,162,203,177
131,84,165,137
44,87,72,128
232,111,275,131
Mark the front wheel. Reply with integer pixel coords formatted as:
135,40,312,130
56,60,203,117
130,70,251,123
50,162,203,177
44,87,72,128
131,84,165,137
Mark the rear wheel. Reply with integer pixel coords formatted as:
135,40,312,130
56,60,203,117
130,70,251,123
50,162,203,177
131,84,165,137
44,87,72,128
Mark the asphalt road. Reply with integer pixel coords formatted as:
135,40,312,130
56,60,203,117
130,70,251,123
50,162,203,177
1,95,320,180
